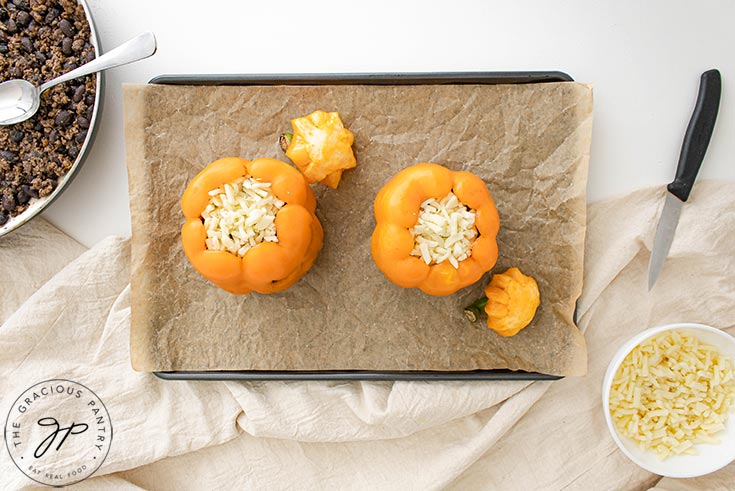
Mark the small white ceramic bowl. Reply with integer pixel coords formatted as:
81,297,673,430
602,322,735,478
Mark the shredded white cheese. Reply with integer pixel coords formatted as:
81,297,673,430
202,177,285,257
409,192,477,269
609,330,735,459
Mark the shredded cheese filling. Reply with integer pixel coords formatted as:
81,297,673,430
609,330,735,459
202,177,285,257
409,192,477,269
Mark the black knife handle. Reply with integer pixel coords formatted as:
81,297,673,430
667,69,721,202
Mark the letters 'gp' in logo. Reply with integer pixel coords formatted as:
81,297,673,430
4,379,113,487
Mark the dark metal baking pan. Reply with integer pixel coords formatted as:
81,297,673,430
150,71,572,86
150,71,575,382
155,370,561,381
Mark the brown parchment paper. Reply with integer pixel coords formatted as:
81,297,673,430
123,82,593,376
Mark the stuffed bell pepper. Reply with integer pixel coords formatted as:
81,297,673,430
181,157,323,295
371,162,500,296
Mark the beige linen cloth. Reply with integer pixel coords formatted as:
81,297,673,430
1,181,734,490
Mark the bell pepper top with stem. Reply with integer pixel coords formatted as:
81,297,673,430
282,110,356,189
181,157,323,295
464,267,541,337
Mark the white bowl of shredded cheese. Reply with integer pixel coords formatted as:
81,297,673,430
602,323,735,478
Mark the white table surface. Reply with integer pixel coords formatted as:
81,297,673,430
41,0,735,248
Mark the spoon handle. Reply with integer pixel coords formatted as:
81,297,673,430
39,32,157,94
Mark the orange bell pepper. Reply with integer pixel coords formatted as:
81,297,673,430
284,110,356,188
371,163,500,296
181,157,323,295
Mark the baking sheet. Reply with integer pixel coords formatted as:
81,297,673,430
123,76,593,376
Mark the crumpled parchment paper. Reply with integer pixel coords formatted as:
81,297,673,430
123,81,593,375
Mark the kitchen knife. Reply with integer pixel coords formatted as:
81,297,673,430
648,69,721,290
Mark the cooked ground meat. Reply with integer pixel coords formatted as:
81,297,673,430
0,0,96,225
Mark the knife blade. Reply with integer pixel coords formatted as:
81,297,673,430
648,69,721,290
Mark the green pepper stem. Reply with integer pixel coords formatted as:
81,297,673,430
279,132,293,153
463,296,488,323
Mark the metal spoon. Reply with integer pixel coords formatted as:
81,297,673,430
0,31,157,126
